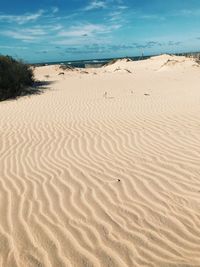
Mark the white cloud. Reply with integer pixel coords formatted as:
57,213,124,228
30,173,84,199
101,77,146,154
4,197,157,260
52,35,112,46
24,28,46,35
0,10,44,24
175,9,200,16
51,25,63,31
2,30,38,41
1,27,48,42
0,3,124,45
59,24,105,37
84,1,106,11
52,7,59,14
53,22,121,46
0,45,28,49
109,10,122,21
0,23,63,42
117,5,128,10
139,14,163,20
59,23,121,37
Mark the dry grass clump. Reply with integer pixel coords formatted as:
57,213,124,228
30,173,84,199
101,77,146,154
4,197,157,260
0,55,34,101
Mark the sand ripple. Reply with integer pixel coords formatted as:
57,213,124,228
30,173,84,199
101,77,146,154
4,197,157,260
1,56,200,266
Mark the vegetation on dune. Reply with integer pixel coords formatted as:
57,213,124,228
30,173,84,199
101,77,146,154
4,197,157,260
194,54,200,64
0,55,34,101
59,64,75,71
103,57,132,67
103,58,119,67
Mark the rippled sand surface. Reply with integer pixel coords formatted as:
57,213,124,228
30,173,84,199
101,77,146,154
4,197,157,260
1,55,200,266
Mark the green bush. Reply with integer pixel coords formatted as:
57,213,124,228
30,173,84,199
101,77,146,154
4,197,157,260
0,55,34,101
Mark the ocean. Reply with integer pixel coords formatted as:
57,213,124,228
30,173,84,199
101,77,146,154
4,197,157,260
34,55,151,68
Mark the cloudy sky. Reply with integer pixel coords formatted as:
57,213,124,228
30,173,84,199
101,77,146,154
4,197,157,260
0,0,200,63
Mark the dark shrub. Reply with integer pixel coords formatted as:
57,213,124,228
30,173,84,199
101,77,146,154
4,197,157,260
0,55,34,101
59,64,74,71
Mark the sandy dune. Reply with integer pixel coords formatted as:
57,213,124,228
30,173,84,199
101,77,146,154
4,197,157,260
1,55,200,266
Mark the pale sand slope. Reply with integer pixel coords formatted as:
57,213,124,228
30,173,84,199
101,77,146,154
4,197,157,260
1,55,200,267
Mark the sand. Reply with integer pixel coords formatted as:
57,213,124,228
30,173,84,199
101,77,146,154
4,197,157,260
1,55,200,267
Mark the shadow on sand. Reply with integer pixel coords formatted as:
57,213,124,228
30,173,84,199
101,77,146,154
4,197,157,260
0,80,55,102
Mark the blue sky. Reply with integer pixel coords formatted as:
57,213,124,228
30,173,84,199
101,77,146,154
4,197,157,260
0,0,200,63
